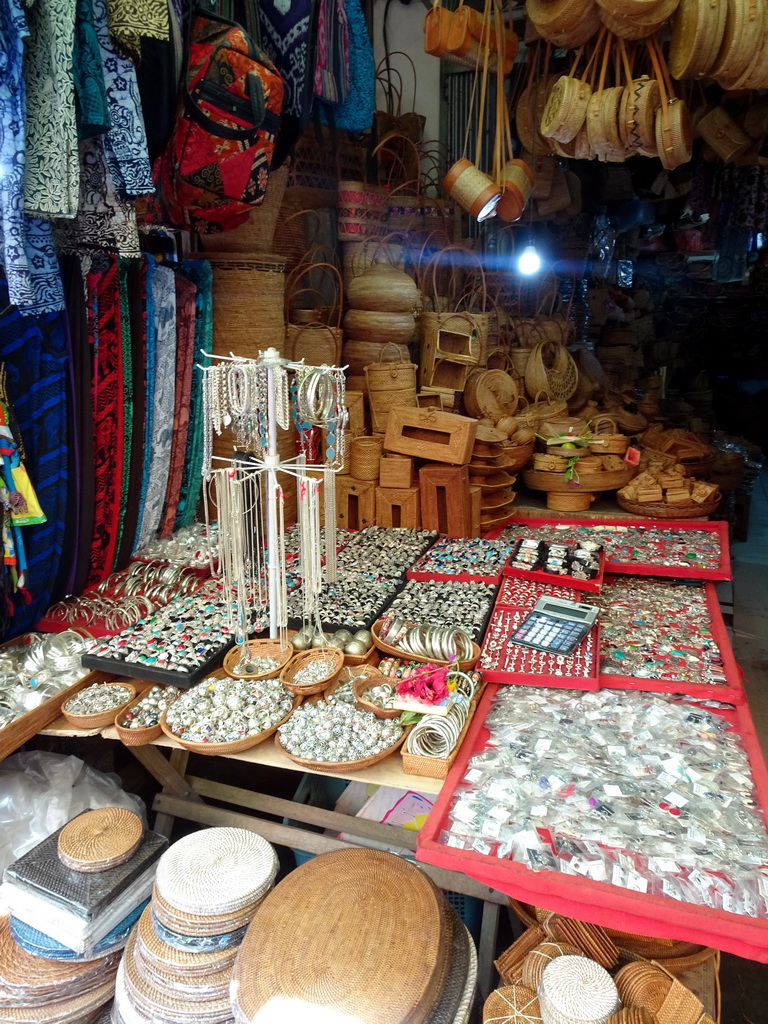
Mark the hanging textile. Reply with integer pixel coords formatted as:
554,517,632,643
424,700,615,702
160,273,196,538
313,0,349,105
55,138,141,257
132,256,157,554
114,259,133,562
116,259,146,568
85,258,124,588
73,0,111,139
136,0,183,165
0,0,65,316
175,259,211,531
105,0,169,62
0,276,69,635
92,0,154,198
23,0,80,219
134,263,176,551
318,0,374,134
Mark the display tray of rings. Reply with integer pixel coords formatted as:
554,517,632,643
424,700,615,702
405,537,512,586
502,537,607,595
372,619,481,672
82,639,235,690
479,605,601,690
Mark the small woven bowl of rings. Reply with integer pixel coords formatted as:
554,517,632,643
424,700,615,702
279,647,344,695
114,685,182,746
351,670,401,719
222,638,293,680
62,682,137,729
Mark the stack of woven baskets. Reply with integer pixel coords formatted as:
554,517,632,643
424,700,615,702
489,904,719,1024
113,828,278,1024
230,848,478,1023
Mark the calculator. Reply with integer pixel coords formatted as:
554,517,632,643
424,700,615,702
508,596,599,656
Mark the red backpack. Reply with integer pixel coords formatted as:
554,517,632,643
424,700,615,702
153,10,284,233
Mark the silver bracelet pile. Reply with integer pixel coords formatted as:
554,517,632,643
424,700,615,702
405,671,480,760
381,618,474,663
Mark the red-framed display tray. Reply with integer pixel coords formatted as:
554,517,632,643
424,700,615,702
501,546,606,594
492,577,744,703
417,684,768,963
479,606,601,690
129,556,212,578
486,515,731,581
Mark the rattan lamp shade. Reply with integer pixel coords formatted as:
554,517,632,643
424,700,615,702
57,808,143,873
231,849,448,1024
155,828,278,917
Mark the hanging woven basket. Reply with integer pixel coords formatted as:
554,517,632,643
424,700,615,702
524,341,579,400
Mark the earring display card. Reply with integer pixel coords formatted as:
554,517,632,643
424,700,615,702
479,606,600,690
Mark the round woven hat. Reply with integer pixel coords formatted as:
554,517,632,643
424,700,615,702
155,828,278,917
57,808,143,873
538,956,620,1023
231,849,447,1024
0,916,120,1005
151,886,263,938
483,984,543,1023
136,907,236,979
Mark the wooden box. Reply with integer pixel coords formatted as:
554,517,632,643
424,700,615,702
470,485,481,538
417,391,444,410
379,455,414,489
384,408,477,466
335,476,375,531
375,487,421,529
419,464,473,537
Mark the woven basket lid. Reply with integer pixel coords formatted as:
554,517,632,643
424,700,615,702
0,916,120,1003
0,978,116,1024
151,886,263,937
57,808,143,873
231,849,447,1024
483,984,543,1023
155,828,278,916
136,907,237,978
539,956,620,1021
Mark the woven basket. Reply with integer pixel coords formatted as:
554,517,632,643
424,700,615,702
533,452,570,471
510,349,531,376
670,0,728,79
352,673,401,719
443,158,502,220
350,436,384,480
617,493,722,517
199,163,289,254
547,491,596,511
275,727,408,772
338,181,388,239
62,683,136,729
223,638,294,680
344,308,416,345
114,686,180,747
347,261,421,313
539,957,620,1023
588,434,629,454
697,105,751,162
365,348,419,433
524,340,579,400
272,207,322,272
464,369,520,419
343,340,409,376
207,252,286,359
371,619,480,671
279,647,344,695
542,74,592,144
159,695,301,756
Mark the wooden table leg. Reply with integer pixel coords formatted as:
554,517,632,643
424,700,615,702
127,746,201,838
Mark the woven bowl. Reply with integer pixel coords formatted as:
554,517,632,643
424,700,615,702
62,683,137,730
279,647,345,695
371,619,481,671
222,638,293,680
352,674,402,719
274,726,408,772
617,494,721,518
114,685,181,747
158,694,302,756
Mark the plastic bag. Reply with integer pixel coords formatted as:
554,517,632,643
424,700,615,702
0,750,145,874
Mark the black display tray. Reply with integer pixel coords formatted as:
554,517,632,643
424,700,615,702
81,639,234,690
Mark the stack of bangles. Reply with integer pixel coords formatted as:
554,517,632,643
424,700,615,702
405,671,481,759
297,367,336,425
380,618,474,663
46,562,203,632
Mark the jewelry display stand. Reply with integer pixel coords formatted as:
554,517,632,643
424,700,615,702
201,347,348,672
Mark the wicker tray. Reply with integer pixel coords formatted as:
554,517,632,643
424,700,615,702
401,684,485,780
279,647,345,695
352,673,401,719
222,638,293,680
522,466,638,493
617,494,722,518
274,726,409,773
158,694,302,756
114,685,181,747
61,682,137,729
371,620,481,672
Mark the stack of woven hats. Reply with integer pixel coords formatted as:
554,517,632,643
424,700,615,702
230,847,477,1024
113,828,278,1024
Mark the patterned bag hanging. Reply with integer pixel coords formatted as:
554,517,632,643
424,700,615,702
152,9,284,234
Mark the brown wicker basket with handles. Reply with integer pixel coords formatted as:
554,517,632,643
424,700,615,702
285,261,343,365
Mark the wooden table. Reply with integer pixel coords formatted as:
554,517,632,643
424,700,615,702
41,712,510,999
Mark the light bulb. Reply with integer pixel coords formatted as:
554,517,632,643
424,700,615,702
518,244,541,276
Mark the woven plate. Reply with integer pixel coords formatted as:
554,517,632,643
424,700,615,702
57,808,143,873
0,978,116,1024
135,907,236,978
0,916,119,1003
425,906,476,1024
521,942,584,990
483,984,543,1023
468,471,517,489
151,885,265,938
231,849,447,1024
155,828,278,917
480,487,516,509
274,726,408,773
158,694,301,757
10,902,146,964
